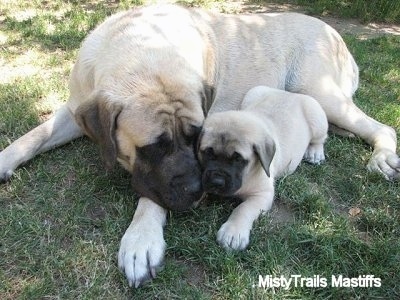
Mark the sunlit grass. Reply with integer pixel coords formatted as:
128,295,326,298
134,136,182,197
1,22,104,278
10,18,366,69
0,1,399,299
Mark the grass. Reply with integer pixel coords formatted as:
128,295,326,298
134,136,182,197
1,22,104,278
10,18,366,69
1,0,399,299
259,0,400,23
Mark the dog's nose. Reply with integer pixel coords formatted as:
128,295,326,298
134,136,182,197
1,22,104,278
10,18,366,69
182,178,202,195
172,173,201,193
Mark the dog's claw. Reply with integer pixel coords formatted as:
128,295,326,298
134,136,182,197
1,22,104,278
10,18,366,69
150,267,156,279
118,228,166,288
134,280,140,289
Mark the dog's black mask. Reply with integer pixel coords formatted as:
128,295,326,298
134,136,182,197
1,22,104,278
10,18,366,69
131,128,203,212
200,147,248,196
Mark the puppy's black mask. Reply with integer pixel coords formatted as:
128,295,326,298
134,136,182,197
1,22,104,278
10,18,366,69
200,147,248,196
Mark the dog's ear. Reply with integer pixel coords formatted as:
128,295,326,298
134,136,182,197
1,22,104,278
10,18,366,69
253,136,276,177
75,92,123,170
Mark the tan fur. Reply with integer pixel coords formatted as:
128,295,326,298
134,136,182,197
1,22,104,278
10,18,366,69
200,86,328,250
0,4,398,286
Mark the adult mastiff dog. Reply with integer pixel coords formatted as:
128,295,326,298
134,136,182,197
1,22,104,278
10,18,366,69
0,4,399,287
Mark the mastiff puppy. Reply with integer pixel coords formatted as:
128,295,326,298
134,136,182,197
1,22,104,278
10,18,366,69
0,4,399,287
198,86,328,250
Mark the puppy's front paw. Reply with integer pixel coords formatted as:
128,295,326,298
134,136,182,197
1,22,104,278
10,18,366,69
118,227,166,288
367,149,400,180
304,144,325,165
217,221,250,251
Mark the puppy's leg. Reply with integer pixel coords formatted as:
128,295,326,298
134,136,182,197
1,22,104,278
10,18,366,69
304,109,328,165
304,143,325,165
217,187,274,251
0,105,83,182
118,197,167,288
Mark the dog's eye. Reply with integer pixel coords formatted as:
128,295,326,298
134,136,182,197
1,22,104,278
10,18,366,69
188,125,202,138
184,125,202,145
137,133,173,160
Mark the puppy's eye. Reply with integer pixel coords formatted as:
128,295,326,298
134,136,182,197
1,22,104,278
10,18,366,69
202,147,216,160
231,151,246,164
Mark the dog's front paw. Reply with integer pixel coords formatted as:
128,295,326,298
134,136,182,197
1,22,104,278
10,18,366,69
304,144,325,165
118,226,166,288
0,168,13,183
217,221,250,251
367,149,400,180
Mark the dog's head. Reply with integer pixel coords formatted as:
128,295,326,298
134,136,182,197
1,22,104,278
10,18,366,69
198,111,276,197
75,74,208,211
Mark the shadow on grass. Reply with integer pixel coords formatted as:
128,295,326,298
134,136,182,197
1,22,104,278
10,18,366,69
2,5,110,51
0,79,44,144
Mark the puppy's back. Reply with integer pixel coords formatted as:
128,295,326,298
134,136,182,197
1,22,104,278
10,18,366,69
242,86,326,128
242,86,328,176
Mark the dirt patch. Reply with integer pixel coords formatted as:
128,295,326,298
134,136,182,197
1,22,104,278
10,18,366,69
172,257,209,288
316,16,400,39
268,199,296,225
210,1,400,39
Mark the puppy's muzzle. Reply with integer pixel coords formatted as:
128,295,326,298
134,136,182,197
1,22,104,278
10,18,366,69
203,169,230,194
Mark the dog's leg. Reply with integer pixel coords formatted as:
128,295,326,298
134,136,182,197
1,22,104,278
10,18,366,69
217,187,274,251
309,86,399,180
328,123,356,138
0,105,83,182
118,197,168,288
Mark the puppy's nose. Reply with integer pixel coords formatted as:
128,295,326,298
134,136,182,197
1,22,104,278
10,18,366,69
210,174,226,189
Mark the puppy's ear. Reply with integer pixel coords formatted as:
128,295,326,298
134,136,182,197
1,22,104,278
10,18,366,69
75,92,123,170
253,136,276,177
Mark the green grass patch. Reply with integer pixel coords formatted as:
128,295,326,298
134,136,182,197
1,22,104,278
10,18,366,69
260,0,400,23
1,1,399,299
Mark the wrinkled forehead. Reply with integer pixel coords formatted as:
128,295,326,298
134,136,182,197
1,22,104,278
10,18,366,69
157,102,204,139
118,94,204,147
200,127,253,158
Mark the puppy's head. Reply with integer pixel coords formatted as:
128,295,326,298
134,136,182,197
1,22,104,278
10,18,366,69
198,111,276,197
75,72,208,211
